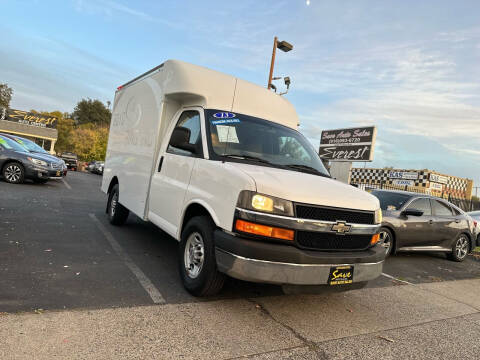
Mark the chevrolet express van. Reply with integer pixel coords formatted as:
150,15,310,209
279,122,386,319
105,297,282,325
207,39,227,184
102,60,384,296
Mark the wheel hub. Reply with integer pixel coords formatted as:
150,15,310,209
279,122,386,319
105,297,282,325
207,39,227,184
5,165,21,182
455,236,468,259
184,232,205,279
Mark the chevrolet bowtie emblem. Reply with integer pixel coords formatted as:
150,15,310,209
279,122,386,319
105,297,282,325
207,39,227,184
331,221,351,234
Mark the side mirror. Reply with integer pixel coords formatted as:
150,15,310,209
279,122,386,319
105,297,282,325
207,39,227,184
169,127,196,153
402,208,424,217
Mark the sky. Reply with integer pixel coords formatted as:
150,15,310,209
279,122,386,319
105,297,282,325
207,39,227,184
1,0,479,188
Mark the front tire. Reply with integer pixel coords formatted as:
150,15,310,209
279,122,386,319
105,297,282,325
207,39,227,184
107,184,129,225
448,234,469,262
3,162,25,184
179,216,226,296
379,227,394,257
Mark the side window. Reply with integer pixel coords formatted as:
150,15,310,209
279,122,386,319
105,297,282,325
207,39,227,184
409,198,432,216
167,111,202,156
432,200,454,216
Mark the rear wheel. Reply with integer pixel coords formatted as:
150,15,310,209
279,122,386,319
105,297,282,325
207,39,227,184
379,227,394,257
107,184,129,225
179,216,226,296
448,234,469,262
3,162,25,184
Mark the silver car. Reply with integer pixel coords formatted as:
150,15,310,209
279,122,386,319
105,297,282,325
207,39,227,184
467,211,480,247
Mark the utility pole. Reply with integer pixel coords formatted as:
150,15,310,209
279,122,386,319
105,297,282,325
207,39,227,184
267,37,293,90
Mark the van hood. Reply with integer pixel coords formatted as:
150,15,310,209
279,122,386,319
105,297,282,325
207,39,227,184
230,162,379,211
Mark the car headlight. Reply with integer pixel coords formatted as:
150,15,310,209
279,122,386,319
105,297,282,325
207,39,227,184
28,157,48,167
374,208,383,224
237,190,294,216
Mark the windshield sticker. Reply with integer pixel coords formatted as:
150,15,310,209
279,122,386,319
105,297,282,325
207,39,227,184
213,112,236,119
211,118,240,125
216,125,239,143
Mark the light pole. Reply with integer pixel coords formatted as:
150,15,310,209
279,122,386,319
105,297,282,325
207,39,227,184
267,36,293,90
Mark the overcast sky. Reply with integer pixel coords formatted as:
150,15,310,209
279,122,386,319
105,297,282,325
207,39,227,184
1,0,479,188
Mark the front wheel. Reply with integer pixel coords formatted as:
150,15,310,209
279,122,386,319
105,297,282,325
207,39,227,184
3,162,25,184
379,227,394,257
107,184,129,225
448,234,469,262
179,216,226,296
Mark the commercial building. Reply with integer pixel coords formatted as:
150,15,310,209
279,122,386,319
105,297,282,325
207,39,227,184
0,108,58,154
350,167,473,199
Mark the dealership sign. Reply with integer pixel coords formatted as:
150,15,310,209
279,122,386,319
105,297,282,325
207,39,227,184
388,171,418,180
0,108,57,129
319,126,377,162
429,182,443,191
430,173,448,184
393,179,415,187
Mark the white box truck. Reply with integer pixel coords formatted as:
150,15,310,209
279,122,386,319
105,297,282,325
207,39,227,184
102,60,385,296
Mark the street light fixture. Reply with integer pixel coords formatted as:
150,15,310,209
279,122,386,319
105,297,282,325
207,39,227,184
267,36,293,90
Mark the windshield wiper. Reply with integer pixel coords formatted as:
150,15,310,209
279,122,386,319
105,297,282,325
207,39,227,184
221,154,272,165
284,164,331,177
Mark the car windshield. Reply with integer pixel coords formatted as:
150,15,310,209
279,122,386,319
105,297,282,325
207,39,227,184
0,136,30,153
13,137,48,153
205,110,329,176
371,191,412,211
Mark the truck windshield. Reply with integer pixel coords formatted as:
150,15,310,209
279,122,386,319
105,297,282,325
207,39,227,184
205,110,329,177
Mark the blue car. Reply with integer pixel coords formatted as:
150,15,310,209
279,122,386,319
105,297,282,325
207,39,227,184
0,134,65,184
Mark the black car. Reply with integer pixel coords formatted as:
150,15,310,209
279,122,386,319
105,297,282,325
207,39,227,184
60,152,78,171
0,135,65,184
0,133,67,176
372,190,476,262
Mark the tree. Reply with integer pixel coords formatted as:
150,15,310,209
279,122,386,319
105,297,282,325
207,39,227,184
72,98,111,126
0,83,13,108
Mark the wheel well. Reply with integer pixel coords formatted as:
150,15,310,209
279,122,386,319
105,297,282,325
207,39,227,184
180,203,215,237
381,225,396,252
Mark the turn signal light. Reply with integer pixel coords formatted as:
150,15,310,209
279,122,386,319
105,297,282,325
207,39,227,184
235,219,294,241
371,233,380,245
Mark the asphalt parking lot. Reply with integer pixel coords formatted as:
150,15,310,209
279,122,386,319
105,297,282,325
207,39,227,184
1,171,480,313
1,172,480,359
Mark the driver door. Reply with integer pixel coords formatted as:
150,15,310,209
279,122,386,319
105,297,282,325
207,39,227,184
148,109,204,237
399,197,435,247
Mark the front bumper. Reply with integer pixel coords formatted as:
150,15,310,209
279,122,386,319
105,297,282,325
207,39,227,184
215,230,385,285
25,164,65,179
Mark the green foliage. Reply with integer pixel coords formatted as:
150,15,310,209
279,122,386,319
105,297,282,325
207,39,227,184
41,105,109,162
472,195,479,202
72,98,111,126
0,83,13,108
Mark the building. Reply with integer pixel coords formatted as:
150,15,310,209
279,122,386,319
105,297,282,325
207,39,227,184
0,108,58,154
350,167,473,199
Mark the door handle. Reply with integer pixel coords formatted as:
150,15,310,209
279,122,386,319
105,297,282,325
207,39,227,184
428,220,434,225
158,156,164,172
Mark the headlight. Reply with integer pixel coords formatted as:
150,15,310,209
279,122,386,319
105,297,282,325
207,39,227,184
28,157,48,167
374,208,383,224
237,191,294,216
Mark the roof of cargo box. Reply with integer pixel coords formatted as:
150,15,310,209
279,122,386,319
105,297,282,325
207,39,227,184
117,60,299,129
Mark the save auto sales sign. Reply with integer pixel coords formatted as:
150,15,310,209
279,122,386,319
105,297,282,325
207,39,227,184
319,126,377,162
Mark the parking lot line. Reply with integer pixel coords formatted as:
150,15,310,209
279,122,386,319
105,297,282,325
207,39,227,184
381,272,415,285
89,213,166,304
62,178,72,190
